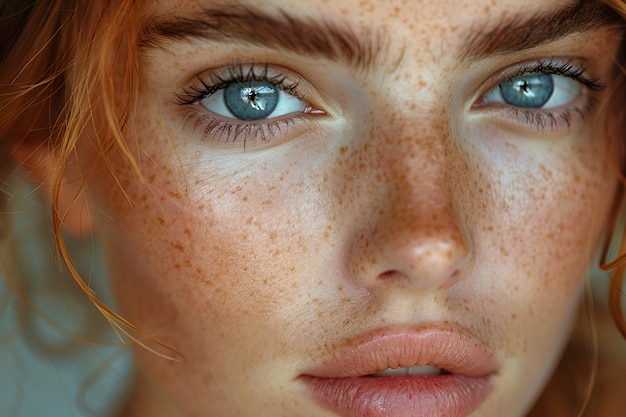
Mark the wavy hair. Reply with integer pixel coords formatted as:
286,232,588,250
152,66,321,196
0,0,174,357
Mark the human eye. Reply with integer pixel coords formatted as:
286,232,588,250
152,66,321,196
176,64,326,146
473,60,605,130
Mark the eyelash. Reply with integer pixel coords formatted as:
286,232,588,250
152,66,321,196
477,60,605,130
176,64,316,145
176,59,606,145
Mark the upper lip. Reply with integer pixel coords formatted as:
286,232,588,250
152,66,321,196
301,324,497,379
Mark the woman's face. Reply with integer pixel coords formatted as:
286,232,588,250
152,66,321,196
83,0,622,416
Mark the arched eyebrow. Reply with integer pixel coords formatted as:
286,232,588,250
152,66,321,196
139,4,391,73
460,0,622,61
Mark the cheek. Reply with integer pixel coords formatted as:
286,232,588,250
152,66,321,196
95,160,296,332
89,129,341,366
455,135,617,353
89,146,326,413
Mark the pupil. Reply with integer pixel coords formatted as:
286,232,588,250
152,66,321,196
518,81,530,94
224,81,279,120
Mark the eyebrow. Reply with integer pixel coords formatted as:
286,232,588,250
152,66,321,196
139,5,390,73
139,1,622,71
461,0,622,61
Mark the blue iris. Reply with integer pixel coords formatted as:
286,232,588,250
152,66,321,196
500,73,555,108
224,80,279,120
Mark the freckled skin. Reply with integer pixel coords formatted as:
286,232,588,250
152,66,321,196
76,1,622,416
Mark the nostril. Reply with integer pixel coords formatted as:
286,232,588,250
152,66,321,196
377,269,402,281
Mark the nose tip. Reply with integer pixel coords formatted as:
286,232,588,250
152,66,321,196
349,207,473,292
390,238,471,288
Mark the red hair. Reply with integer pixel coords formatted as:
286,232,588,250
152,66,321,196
598,0,626,339
0,0,174,357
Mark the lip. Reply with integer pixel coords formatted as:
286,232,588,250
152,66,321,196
299,326,497,417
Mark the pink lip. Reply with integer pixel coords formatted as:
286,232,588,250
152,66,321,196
300,326,497,417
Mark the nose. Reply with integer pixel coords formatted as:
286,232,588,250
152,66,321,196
347,125,472,293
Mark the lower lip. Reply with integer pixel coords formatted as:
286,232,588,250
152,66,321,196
301,373,492,417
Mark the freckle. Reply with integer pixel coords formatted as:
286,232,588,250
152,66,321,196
172,243,184,252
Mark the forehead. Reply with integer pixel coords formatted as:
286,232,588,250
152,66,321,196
138,0,619,76
139,0,580,36
145,0,574,15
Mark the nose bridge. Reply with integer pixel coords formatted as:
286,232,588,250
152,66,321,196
348,106,472,292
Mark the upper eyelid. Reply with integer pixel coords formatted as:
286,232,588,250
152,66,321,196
479,58,601,94
176,64,305,104
466,58,607,131
468,58,605,111
176,59,601,118
174,63,343,125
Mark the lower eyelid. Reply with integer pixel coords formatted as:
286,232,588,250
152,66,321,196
474,103,594,132
179,104,326,148
469,85,599,132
